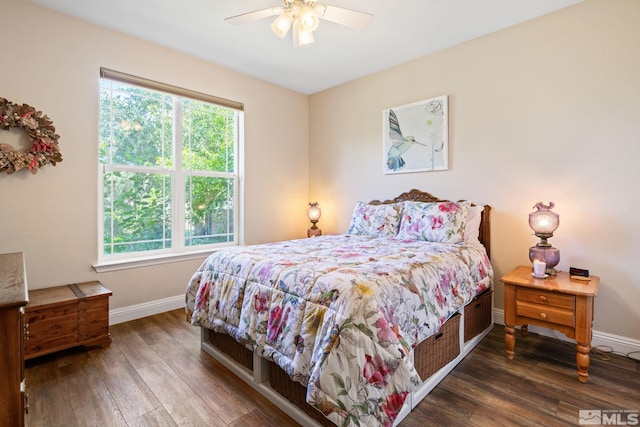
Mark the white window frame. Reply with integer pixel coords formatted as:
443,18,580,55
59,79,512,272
94,69,244,272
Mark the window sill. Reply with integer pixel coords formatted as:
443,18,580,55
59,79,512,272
93,249,217,273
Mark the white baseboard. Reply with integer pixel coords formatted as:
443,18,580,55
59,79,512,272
109,294,185,325
493,308,640,357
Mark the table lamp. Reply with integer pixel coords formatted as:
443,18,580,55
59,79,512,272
307,202,322,237
528,201,560,275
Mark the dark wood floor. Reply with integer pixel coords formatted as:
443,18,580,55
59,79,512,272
25,309,639,426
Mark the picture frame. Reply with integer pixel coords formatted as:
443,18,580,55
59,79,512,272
382,95,448,174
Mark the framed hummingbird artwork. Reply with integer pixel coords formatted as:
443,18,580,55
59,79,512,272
382,95,448,174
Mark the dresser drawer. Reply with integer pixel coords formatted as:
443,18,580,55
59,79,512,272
516,300,575,327
516,288,575,310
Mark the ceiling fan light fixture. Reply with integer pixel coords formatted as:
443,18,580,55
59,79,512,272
299,6,319,32
226,0,372,47
312,4,327,19
271,13,293,38
293,20,315,47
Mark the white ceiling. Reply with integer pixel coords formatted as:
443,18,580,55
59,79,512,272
28,0,582,94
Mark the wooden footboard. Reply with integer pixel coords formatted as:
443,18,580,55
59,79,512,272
199,290,494,426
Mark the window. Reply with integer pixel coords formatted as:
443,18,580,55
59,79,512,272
98,69,243,265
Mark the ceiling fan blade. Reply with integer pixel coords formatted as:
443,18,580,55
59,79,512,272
225,7,282,25
317,5,373,30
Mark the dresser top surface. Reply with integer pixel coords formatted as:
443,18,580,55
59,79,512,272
0,252,28,309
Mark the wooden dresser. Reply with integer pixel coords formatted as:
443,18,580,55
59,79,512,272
0,252,29,427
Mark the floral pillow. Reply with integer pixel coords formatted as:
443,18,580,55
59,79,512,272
396,201,470,243
347,201,402,238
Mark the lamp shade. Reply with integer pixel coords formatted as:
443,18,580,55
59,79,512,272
271,13,293,38
299,6,319,31
307,202,321,221
529,202,559,236
293,20,315,47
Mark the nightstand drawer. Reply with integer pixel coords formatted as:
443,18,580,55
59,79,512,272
517,288,575,309
516,300,575,327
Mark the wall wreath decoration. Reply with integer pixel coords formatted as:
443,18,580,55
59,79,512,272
0,97,63,174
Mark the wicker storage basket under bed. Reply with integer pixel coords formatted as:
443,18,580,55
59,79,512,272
414,312,461,379
464,289,493,342
206,329,253,370
268,362,334,426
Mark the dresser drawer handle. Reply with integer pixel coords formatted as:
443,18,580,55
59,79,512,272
539,312,548,319
539,295,548,303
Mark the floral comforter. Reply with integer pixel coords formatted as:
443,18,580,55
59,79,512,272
186,234,492,426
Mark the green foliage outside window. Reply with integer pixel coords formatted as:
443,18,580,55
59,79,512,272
99,80,237,256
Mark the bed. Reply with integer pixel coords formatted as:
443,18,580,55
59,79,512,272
185,189,493,426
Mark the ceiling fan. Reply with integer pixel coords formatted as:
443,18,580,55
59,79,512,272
225,0,374,47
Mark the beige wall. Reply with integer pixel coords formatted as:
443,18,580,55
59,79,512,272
309,0,640,340
1,0,638,342
0,0,309,309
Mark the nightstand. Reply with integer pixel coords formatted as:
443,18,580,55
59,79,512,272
501,266,599,383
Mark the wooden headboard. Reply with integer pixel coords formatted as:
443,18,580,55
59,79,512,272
369,189,491,259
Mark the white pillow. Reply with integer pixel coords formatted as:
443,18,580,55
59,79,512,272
464,205,484,243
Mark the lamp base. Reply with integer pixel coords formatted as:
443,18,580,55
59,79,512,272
529,245,560,275
308,228,322,238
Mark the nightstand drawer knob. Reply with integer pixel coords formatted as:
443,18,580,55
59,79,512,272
539,295,548,303
539,312,548,319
